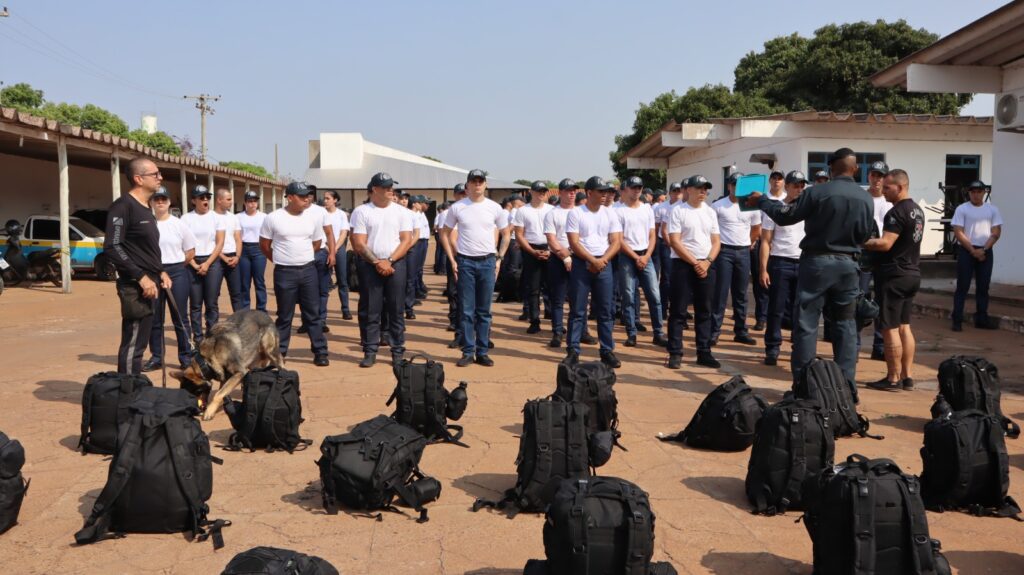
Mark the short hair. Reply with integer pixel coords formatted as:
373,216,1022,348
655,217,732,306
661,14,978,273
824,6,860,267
125,157,152,183
886,169,909,188
215,187,232,199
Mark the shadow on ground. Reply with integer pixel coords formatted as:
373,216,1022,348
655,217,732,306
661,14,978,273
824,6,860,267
1010,453,1024,471
33,379,85,404
464,569,521,575
280,481,328,515
681,476,748,511
77,353,118,365
452,473,516,501
78,488,101,520
701,551,811,574
873,413,930,433
944,550,1024,575
58,434,81,453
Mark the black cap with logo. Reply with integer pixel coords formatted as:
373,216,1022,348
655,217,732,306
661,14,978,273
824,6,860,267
624,176,643,188
466,169,487,182
368,172,395,189
785,170,808,185
154,186,170,199
686,175,713,189
967,180,987,191
530,181,549,192
285,182,312,196
244,190,259,201
584,176,614,191
191,185,211,198
813,170,830,182
453,183,466,195
558,178,578,191
868,161,889,176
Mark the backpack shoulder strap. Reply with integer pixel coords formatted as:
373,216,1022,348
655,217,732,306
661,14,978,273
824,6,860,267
780,407,807,512
567,403,587,476
568,480,591,574
163,419,228,548
897,475,937,574
78,381,95,451
621,482,652,575
232,375,263,451
850,470,876,575
524,402,556,507
260,375,288,451
74,413,145,544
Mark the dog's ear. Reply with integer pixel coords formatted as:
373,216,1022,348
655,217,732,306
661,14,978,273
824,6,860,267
168,369,186,382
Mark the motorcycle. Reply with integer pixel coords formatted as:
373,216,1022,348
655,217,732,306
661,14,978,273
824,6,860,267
2,219,63,288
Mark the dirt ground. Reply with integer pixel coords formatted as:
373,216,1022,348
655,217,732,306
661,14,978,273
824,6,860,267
1,262,1022,574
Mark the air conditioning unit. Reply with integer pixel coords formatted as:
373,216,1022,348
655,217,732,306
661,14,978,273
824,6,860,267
994,90,1024,132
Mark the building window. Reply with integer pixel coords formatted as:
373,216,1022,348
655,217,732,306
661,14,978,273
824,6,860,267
807,152,885,185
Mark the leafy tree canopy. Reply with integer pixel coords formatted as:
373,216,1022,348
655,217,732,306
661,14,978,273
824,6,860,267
611,19,972,182
0,82,44,110
128,129,181,155
219,161,274,179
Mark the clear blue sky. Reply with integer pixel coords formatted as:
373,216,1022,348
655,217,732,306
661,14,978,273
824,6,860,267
0,0,1006,182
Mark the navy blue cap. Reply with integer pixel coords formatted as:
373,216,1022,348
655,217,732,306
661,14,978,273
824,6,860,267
785,170,808,185
668,182,682,192
285,182,312,196
868,161,889,176
624,176,643,188
584,176,614,191
466,169,487,182
244,190,259,200
770,169,785,179
574,191,587,202
453,183,466,194
154,186,170,199
726,172,744,185
651,189,665,198
191,185,211,198
547,195,559,205
967,180,987,190
828,147,855,164
369,172,394,189
686,175,713,189
813,170,830,181
530,180,549,192
558,178,578,191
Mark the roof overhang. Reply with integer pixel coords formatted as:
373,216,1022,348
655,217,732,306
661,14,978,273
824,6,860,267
870,0,1024,92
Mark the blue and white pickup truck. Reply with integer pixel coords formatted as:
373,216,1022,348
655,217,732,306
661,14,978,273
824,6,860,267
0,215,116,280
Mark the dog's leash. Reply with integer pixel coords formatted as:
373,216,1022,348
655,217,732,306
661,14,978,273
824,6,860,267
160,284,201,389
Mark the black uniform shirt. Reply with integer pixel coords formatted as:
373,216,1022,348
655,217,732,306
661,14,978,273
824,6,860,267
878,198,924,278
104,194,162,281
758,176,874,255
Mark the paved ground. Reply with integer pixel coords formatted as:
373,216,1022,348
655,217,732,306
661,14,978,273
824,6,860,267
1,262,1023,574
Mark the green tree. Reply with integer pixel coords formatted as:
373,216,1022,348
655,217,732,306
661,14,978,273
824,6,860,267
128,129,181,155
0,82,45,111
610,85,783,183
37,102,130,136
735,20,970,113
219,161,274,179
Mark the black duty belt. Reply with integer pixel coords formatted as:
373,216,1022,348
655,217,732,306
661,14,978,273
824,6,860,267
721,244,749,250
529,243,548,251
242,241,260,246
457,253,495,261
769,255,800,264
633,248,648,256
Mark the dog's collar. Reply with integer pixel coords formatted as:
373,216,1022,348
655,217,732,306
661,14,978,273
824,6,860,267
193,353,219,381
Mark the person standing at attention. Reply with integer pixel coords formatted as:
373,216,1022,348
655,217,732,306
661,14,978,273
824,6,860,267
236,190,268,312
180,185,225,342
951,180,1002,331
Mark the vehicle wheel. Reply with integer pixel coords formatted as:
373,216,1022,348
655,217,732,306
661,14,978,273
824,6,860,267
4,271,23,287
94,253,117,281
49,263,63,287
0,275,4,296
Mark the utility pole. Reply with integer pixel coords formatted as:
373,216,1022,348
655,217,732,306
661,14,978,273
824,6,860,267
274,143,279,180
183,93,220,161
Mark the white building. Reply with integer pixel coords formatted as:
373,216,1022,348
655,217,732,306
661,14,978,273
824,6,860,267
623,111,993,255
870,0,1024,285
304,132,525,211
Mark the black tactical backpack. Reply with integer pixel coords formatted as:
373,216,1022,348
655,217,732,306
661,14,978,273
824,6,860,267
224,367,310,453
75,387,228,548
554,358,619,437
521,477,677,575
317,415,441,522
937,355,1020,438
802,455,952,575
658,376,766,452
0,431,29,535
474,398,612,516
745,396,835,515
387,354,468,447
920,408,1022,520
78,371,153,454
346,250,360,294
793,357,880,440
221,546,339,575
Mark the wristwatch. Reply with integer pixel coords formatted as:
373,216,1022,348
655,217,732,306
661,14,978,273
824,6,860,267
386,256,394,263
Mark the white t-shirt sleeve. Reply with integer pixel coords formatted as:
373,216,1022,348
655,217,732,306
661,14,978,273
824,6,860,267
181,221,197,252
709,209,720,235
951,205,966,228
608,210,623,233
762,215,776,232
350,209,367,235
646,206,656,230
991,205,1004,227
259,214,275,240
565,209,580,234
512,209,525,228
543,210,556,235
495,206,510,230
443,205,458,229
313,223,325,244
667,207,681,235
215,215,227,232
400,209,414,232
339,211,351,231
749,210,762,226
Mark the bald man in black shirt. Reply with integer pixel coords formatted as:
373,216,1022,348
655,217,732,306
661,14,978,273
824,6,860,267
104,157,170,374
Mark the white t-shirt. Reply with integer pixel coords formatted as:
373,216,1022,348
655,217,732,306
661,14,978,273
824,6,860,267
762,198,805,260
259,208,325,266
544,206,573,250
872,195,893,238
434,210,446,231
513,203,554,245
217,211,241,254
952,202,1003,246
565,204,623,257
615,202,656,251
350,201,414,260
156,215,197,265
668,202,719,260
304,203,331,251
712,196,761,246
180,210,226,257
416,211,430,240
236,211,266,244
324,208,351,244
444,197,509,257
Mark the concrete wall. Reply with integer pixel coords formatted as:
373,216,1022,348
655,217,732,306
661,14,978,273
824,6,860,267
992,63,1024,285
665,133,992,256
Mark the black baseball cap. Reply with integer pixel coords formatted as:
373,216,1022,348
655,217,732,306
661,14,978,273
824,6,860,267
584,176,614,192
285,182,312,196
624,176,643,188
530,180,549,192
726,172,743,185
785,170,808,185
770,169,785,179
154,186,170,199
668,182,682,192
828,147,855,164
813,170,830,181
558,178,579,191
686,175,713,189
244,190,259,201
967,180,987,190
466,169,487,182
652,189,666,199
191,185,211,198
368,172,394,189
574,191,587,203
868,161,889,176
453,183,466,194
547,195,559,205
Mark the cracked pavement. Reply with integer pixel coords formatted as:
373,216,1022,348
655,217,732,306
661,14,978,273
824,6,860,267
1,264,1022,574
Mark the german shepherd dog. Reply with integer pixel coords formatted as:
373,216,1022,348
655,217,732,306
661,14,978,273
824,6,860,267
171,310,284,420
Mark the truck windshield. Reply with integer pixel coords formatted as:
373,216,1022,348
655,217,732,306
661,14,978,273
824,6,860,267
70,217,104,237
